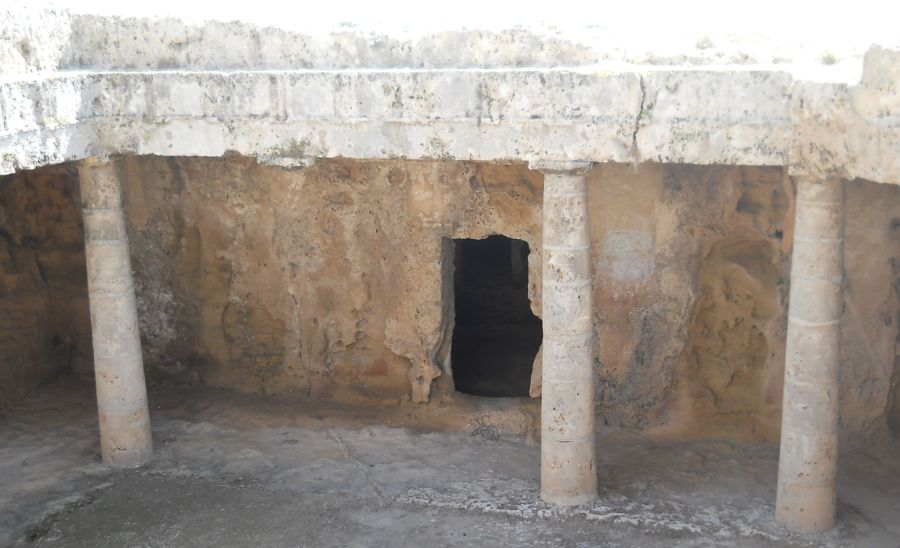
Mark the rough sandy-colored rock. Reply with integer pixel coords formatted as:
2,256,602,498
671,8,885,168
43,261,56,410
3,158,897,446
2,158,897,447
0,164,90,409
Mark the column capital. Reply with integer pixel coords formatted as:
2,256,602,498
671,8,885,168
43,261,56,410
529,160,592,175
78,157,124,210
78,154,118,168
80,156,104,168
793,177,845,204
259,155,317,169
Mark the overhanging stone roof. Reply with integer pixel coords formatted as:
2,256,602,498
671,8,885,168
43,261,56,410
1,4,898,183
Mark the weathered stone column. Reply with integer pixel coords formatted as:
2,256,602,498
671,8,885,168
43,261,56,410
79,157,153,466
534,161,597,506
776,178,845,532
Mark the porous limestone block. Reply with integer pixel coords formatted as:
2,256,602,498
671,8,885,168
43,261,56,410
79,158,153,467
776,178,844,533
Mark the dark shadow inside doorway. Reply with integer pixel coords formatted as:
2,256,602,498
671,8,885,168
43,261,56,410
450,235,542,397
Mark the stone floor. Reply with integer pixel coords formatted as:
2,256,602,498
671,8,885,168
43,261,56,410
2,377,899,547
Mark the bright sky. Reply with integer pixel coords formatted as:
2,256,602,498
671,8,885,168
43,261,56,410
39,0,900,69
46,0,893,35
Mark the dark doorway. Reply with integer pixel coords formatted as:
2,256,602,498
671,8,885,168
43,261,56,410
450,235,542,397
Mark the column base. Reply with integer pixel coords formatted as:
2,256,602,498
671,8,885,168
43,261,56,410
99,407,153,467
776,482,837,533
541,491,596,507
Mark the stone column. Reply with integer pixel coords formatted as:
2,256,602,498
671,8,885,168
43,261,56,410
79,157,153,466
534,161,597,506
776,178,845,532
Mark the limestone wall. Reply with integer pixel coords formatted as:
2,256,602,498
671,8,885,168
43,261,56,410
120,157,545,402
0,164,91,408
1,157,897,444
116,158,900,442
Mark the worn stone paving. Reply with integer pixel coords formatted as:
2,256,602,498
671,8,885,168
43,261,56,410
2,378,899,547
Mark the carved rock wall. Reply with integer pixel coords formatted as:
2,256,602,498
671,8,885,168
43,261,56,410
1,157,897,444
0,164,91,408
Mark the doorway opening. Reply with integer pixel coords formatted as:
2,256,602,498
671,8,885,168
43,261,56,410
450,235,542,397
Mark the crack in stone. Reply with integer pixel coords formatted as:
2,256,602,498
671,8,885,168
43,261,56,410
327,429,386,500
631,74,646,165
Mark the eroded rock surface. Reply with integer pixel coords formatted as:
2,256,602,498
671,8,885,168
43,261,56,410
2,158,896,444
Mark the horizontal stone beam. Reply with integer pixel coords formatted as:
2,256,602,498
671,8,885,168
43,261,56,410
0,68,794,175
1,54,897,184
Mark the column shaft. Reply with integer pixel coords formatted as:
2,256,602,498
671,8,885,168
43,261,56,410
79,158,153,466
775,178,844,532
539,162,597,506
